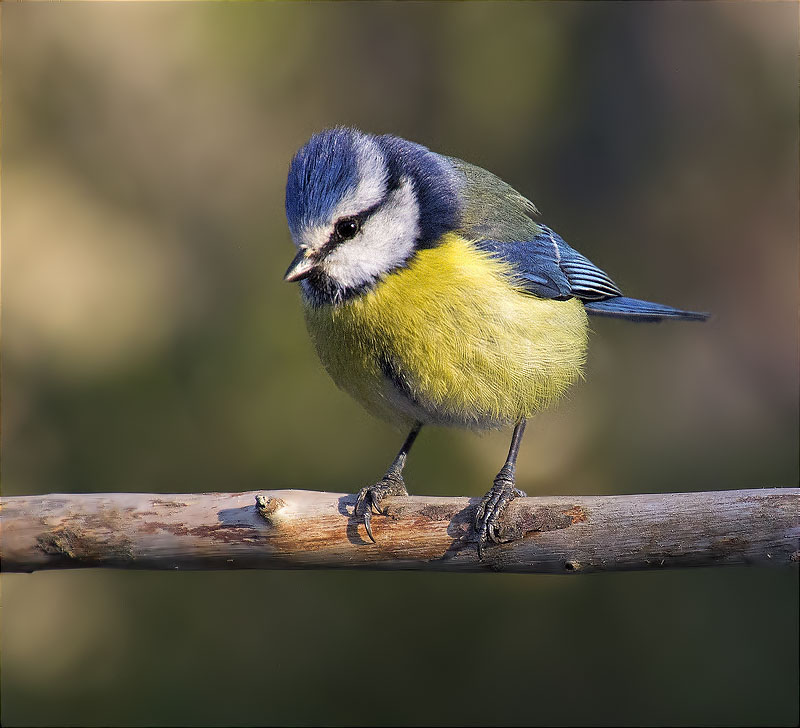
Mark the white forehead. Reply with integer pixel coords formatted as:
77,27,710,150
296,135,389,251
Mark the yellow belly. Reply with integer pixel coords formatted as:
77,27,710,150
303,233,588,429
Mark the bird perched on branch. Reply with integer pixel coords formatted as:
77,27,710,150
284,127,708,556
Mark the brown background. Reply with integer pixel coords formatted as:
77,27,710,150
2,2,798,725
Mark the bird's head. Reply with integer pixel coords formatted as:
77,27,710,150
284,127,460,305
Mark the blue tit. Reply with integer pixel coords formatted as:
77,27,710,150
284,127,708,556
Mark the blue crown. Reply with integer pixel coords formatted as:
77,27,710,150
285,128,362,239
285,127,461,248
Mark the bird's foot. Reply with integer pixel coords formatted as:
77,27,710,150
354,473,409,543
474,475,527,559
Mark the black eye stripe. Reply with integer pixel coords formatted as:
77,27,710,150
322,197,387,252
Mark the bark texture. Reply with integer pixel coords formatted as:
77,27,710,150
1,488,798,574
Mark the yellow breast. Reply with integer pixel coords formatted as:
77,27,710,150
303,233,588,429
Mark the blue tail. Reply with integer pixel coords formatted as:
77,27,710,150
584,296,709,322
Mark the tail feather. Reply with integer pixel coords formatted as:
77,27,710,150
584,296,710,322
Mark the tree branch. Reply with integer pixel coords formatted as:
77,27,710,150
1,488,798,574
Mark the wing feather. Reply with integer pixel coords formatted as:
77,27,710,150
474,226,622,303
446,156,621,302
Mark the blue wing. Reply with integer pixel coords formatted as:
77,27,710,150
474,226,709,322
582,297,709,321
445,157,708,322
474,225,622,302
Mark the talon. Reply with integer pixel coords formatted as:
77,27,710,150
353,475,409,544
364,509,376,543
474,478,527,558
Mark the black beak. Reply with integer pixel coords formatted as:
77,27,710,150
284,249,315,282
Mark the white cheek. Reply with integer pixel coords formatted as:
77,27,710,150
323,178,420,289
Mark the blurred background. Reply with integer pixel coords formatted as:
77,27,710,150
2,2,798,725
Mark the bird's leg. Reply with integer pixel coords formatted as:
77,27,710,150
354,422,422,543
474,420,528,558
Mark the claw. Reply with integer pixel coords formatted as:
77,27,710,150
353,475,409,544
474,478,527,559
363,508,376,543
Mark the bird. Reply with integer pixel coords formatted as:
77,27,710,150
283,127,708,557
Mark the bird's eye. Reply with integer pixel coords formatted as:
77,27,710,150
335,217,360,241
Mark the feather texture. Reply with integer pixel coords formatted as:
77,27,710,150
304,233,588,430
447,157,622,300
472,225,623,303
445,156,706,321
584,297,709,321
287,129,709,435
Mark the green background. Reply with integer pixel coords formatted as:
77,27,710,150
2,2,798,725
